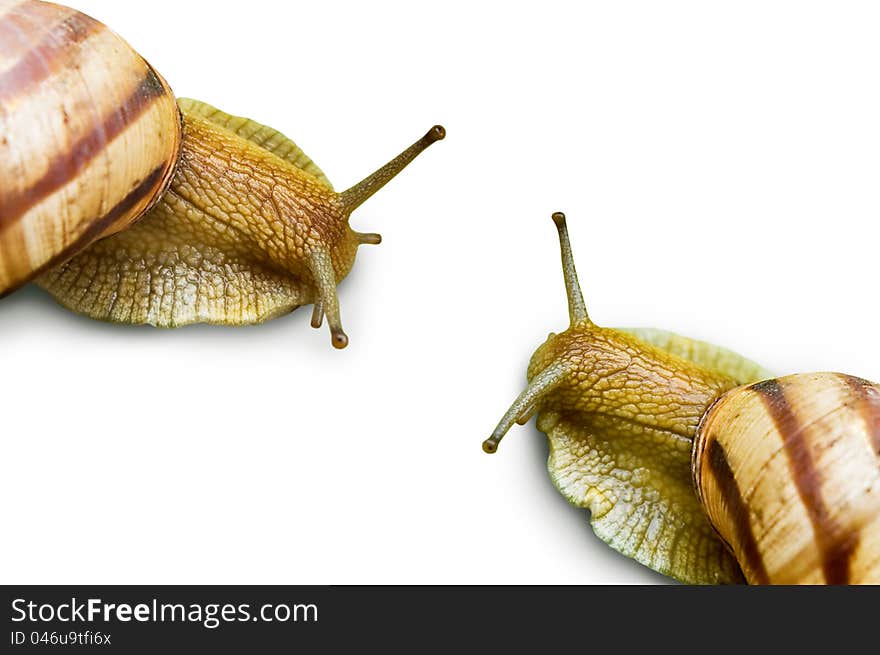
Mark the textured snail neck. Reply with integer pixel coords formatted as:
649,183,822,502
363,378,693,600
171,111,353,277
485,324,738,453
532,326,738,438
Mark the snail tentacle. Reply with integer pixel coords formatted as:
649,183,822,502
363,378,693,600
338,125,446,214
551,212,590,327
310,300,324,329
483,361,571,454
309,247,347,349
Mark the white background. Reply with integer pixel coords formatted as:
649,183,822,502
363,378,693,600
2,0,879,584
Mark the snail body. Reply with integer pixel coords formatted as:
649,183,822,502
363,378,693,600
0,0,444,347
484,213,880,584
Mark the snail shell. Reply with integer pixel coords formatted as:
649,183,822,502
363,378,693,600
694,372,880,584
0,0,181,295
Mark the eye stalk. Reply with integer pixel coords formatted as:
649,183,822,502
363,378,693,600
337,124,446,214
551,212,590,327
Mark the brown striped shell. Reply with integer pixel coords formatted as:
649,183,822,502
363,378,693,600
0,0,181,295
693,372,880,584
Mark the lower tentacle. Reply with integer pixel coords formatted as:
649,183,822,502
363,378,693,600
309,247,348,349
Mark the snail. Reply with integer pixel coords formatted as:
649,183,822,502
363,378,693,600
483,212,880,584
0,0,445,348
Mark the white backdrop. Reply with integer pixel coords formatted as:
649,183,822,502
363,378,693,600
2,0,879,584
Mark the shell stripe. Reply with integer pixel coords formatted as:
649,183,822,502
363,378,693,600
705,438,769,584
839,374,880,457
0,0,75,58
0,164,167,299
34,163,166,276
751,379,858,584
0,7,101,96
0,68,169,232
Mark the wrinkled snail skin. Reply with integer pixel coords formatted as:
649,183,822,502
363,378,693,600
0,1,445,348
484,212,880,585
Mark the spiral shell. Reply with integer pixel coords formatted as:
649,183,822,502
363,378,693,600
693,372,880,584
0,0,181,295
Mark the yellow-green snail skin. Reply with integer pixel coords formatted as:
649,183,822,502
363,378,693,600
0,0,444,348
484,212,880,584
